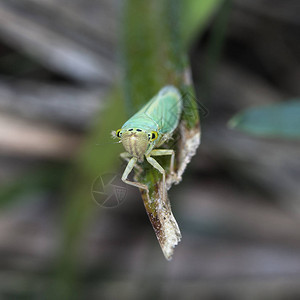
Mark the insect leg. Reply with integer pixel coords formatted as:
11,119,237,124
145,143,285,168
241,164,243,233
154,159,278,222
121,157,149,196
145,155,167,202
150,149,175,175
120,152,143,173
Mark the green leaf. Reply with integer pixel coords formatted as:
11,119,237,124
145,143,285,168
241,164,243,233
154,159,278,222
228,100,300,139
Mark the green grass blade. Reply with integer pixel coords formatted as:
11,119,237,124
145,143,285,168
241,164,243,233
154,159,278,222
0,164,67,209
49,90,127,299
182,0,224,47
122,0,200,260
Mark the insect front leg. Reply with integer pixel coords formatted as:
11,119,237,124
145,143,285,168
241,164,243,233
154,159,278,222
120,152,143,174
121,157,149,197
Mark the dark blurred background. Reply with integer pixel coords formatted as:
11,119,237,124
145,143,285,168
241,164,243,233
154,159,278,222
0,0,300,299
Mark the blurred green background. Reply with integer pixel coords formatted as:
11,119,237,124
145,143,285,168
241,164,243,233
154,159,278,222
0,0,299,299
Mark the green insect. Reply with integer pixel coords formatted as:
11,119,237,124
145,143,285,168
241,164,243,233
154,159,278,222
113,85,182,201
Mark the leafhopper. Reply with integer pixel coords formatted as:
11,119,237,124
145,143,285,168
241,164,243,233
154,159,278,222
113,85,183,259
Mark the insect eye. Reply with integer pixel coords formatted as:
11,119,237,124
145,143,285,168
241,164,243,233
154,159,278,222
150,131,158,141
116,129,122,138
